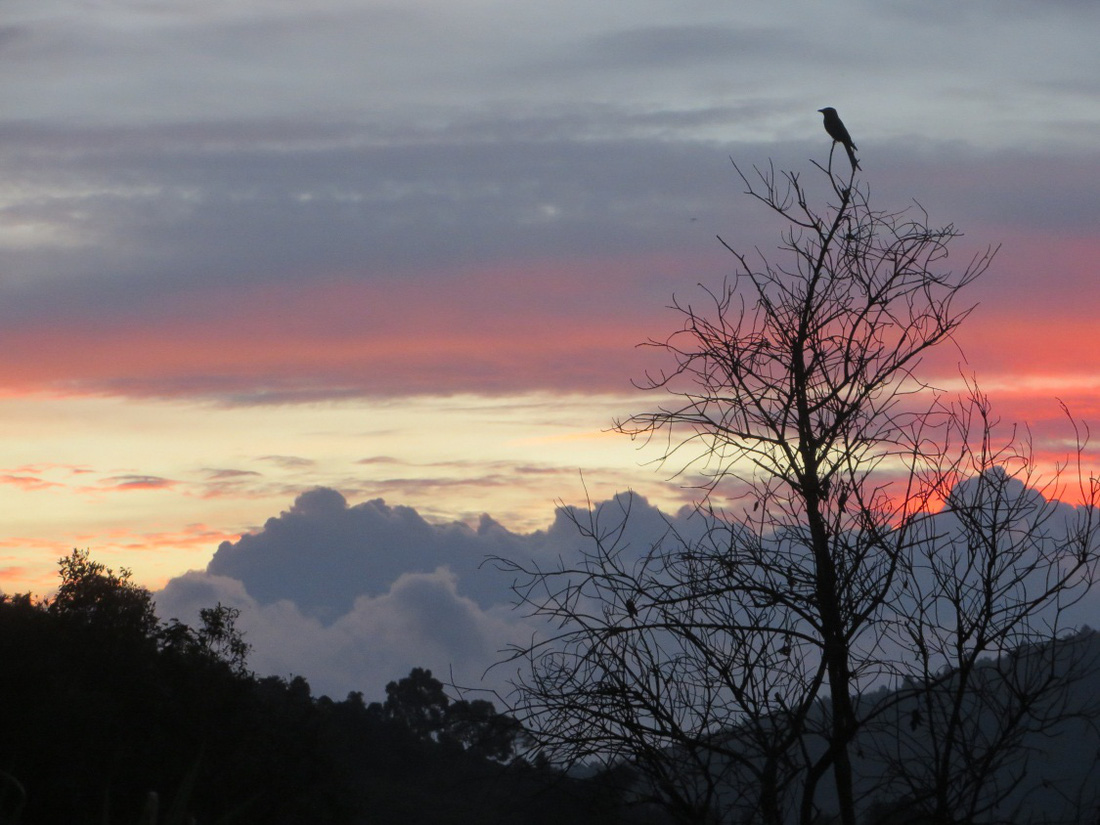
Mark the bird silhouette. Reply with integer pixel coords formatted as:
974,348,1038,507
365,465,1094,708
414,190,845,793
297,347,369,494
818,107,860,171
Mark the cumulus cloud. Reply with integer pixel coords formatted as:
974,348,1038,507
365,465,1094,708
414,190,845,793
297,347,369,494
204,486,698,615
156,487,702,698
156,565,517,699
156,479,1100,702
205,488,513,618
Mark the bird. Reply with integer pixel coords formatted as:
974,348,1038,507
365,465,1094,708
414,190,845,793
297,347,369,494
818,107,860,171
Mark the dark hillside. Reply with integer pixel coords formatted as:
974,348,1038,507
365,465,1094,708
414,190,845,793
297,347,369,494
0,551,631,825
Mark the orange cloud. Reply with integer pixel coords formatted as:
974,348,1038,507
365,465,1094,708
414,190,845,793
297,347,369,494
0,474,61,491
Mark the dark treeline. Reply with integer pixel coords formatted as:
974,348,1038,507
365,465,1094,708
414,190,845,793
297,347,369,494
0,550,638,825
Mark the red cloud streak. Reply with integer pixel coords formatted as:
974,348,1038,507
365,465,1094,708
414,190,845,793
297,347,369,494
1,253,709,401
0,245,1096,453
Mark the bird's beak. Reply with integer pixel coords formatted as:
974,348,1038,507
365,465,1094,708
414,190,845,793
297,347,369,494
817,108,825,113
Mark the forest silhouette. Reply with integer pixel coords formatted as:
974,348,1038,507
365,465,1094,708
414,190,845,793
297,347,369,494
0,550,637,825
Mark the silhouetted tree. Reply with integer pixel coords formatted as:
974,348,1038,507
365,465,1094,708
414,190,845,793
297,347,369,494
1,553,319,824
443,698,527,762
496,153,1099,825
2,554,639,825
867,404,1100,823
160,603,251,676
50,548,158,641
383,668,527,762
384,667,451,740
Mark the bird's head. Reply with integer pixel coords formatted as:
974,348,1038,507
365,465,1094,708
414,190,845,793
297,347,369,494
818,107,836,115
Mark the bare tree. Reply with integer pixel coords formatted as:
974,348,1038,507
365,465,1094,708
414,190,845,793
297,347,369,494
864,393,1100,824
495,156,1096,825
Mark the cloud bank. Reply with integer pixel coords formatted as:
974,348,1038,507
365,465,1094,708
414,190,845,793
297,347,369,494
156,477,1100,703
155,487,702,699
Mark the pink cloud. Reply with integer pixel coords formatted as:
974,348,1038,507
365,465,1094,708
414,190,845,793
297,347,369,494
0,474,61,491
0,251,702,402
0,225,1097,488
106,522,242,552
0,565,55,597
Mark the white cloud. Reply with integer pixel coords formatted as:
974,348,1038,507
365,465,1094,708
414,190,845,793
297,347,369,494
157,563,524,699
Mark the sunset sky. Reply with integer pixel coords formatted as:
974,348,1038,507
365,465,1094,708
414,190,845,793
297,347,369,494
2,0,1100,697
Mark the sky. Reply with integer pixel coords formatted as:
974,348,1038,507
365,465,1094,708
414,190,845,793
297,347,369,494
2,0,1100,698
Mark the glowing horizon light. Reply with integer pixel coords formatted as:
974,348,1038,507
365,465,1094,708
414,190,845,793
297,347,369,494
0,389,697,598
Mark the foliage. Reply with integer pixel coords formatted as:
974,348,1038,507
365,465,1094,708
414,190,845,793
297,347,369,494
444,698,527,762
382,667,527,762
383,667,451,739
50,548,159,641
160,603,251,676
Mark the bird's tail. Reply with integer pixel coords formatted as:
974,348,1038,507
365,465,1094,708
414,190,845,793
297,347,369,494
845,143,861,171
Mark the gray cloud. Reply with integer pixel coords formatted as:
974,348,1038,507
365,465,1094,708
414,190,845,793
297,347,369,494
157,565,519,700
255,455,316,470
156,487,704,697
157,480,1100,702
204,487,695,618
0,121,746,320
0,25,29,49
203,468,263,480
103,474,177,490
3,107,1098,407
575,25,786,70
206,488,512,618
4,111,1097,334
